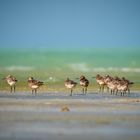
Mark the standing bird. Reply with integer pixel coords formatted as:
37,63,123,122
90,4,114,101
116,80,128,96
121,77,134,94
28,77,44,94
104,75,114,93
95,74,106,93
2,75,18,93
79,75,89,94
65,78,77,96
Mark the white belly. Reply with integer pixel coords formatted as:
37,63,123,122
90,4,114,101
107,83,116,90
97,80,104,85
31,85,39,89
80,81,86,86
117,85,127,91
7,81,16,86
65,84,75,89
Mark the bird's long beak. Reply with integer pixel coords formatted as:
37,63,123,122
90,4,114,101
2,78,6,80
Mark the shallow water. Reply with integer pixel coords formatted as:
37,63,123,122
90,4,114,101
0,47,140,71
0,91,140,140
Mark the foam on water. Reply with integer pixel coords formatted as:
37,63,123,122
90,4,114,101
68,63,140,73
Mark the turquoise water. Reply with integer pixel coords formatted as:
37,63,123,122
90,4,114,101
0,47,140,69
0,46,140,86
0,47,140,77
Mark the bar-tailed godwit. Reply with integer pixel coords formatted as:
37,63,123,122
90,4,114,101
95,74,106,93
79,75,89,94
28,77,44,94
2,75,18,93
65,78,77,96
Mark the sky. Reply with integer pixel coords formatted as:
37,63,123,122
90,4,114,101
0,0,140,48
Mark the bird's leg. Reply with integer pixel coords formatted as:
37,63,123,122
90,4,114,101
32,89,34,94
70,89,73,96
111,89,112,95
112,89,114,95
85,87,87,94
99,85,101,93
128,88,130,94
123,91,126,96
116,89,118,95
35,89,37,95
82,88,84,94
10,86,12,93
107,87,109,93
102,85,104,93
14,85,16,93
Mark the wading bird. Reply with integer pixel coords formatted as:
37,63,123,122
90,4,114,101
65,78,77,96
28,77,44,94
79,75,89,94
95,74,106,93
2,75,18,93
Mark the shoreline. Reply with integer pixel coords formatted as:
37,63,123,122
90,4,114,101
0,92,140,140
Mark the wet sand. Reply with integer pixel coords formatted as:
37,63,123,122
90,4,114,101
0,91,140,140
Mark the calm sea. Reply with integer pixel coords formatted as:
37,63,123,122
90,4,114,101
0,47,140,75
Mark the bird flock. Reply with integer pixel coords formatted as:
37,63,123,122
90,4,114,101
95,74,134,96
1,74,134,96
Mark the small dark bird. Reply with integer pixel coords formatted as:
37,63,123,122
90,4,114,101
79,75,89,94
2,75,18,93
65,78,77,96
28,77,44,94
